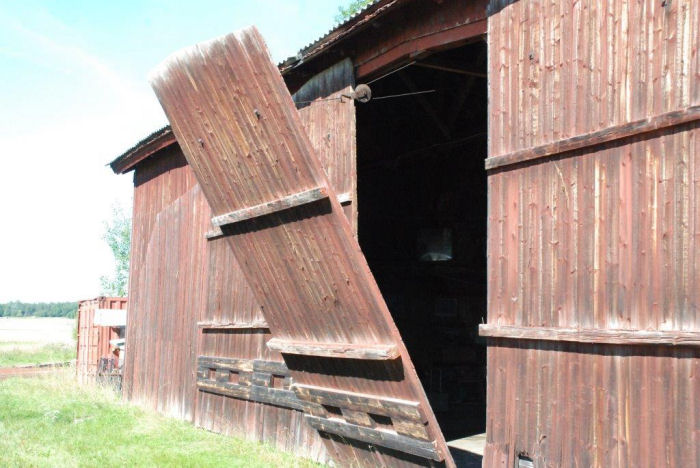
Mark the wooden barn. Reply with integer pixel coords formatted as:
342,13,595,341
111,0,699,466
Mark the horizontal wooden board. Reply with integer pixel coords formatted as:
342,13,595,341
197,355,315,412
485,105,700,170
305,415,441,461
208,191,354,238
211,187,329,227
198,356,254,373
252,359,289,375
292,383,424,422
198,380,312,412
479,324,700,346
204,226,224,239
267,338,400,360
197,320,269,330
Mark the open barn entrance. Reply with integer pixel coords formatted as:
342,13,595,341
357,40,488,444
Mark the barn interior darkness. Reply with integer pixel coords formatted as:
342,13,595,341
356,40,487,440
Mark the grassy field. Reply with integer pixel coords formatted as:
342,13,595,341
0,317,76,367
0,371,321,467
0,342,75,367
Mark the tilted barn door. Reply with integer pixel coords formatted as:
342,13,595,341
482,0,699,466
150,28,453,467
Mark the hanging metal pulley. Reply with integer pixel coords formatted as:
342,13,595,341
349,84,372,103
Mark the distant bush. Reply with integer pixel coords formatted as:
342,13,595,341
0,301,78,318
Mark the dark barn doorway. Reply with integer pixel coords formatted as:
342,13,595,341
356,40,488,442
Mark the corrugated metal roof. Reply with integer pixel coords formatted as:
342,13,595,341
278,0,399,74
109,125,174,174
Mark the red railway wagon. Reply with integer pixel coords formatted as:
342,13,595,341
76,297,127,384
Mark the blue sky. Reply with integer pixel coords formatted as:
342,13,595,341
0,0,348,302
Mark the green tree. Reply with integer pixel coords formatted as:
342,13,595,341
335,0,374,23
100,202,131,297
0,301,77,318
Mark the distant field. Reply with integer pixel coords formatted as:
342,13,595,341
0,317,75,366
0,371,321,467
0,317,74,344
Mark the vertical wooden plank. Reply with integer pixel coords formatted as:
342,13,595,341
486,0,699,466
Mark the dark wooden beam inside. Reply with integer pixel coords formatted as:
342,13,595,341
398,71,450,139
413,61,486,77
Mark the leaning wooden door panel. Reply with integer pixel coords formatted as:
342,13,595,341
150,27,452,467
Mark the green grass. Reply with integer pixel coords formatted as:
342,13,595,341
0,343,75,367
0,371,322,467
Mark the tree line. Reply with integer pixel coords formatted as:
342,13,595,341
0,301,78,318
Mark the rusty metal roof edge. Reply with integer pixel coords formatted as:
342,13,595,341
278,0,401,74
111,0,403,174
109,125,175,174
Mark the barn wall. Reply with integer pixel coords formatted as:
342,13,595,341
195,238,327,462
124,144,327,460
123,147,209,420
485,1,699,466
76,296,127,384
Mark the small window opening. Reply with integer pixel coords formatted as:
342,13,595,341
368,413,393,430
323,405,343,418
270,374,287,389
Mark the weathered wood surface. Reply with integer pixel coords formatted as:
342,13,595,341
198,380,311,411
211,187,329,227
292,383,424,422
252,359,289,375
123,151,208,422
207,190,354,238
305,415,442,462
197,320,269,330
480,325,700,346
204,226,224,239
196,355,313,412
293,59,357,234
150,27,451,467
267,338,400,360
293,383,431,442
199,356,254,373
485,1,700,466
197,227,325,462
486,105,700,170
